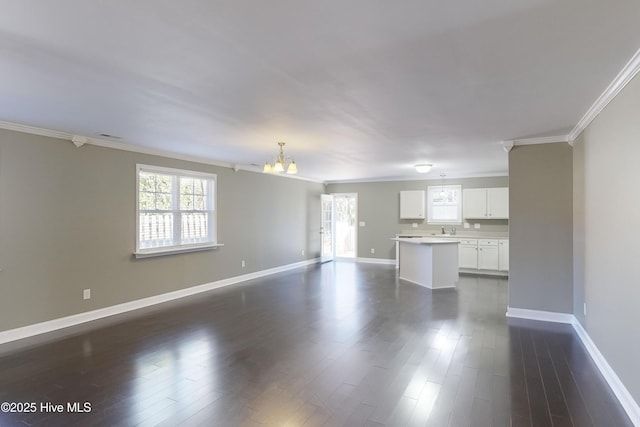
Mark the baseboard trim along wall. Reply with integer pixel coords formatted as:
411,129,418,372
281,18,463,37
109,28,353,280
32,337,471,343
508,307,640,426
356,257,396,265
0,258,320,345
571,319,640,426
506,306,574,324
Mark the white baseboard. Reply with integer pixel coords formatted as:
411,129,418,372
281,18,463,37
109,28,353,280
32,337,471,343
459,268,508,277
506,306,574,324
356,257,396,265
399,276,456,290
507,306,640,425
572,319,640,426
0,258,319,345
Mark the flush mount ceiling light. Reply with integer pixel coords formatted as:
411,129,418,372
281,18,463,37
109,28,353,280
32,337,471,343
415,164,432,173
263,142,298,174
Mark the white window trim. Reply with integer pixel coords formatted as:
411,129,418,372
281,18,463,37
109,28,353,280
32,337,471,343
134,164,221,258
134,243,223,259
427,184,463,225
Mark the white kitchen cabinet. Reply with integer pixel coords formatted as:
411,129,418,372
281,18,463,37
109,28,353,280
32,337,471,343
499,239,509,271
395,234,507,275
458,239,478,269
487,188,509,218
478,239,499,270
463,188,509,219
400,190,425,219
462,189,487,219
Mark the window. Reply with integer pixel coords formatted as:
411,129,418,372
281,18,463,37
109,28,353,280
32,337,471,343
427,184,462,224
136,164,218,257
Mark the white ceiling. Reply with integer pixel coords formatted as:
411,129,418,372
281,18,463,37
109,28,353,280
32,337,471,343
1,1,639,182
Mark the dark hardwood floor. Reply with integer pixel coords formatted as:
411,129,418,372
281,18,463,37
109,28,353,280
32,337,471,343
0,262,632,426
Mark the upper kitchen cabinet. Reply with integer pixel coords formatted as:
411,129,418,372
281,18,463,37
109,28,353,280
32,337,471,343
463,188,509,219
487,188,509,218
400,190,425,219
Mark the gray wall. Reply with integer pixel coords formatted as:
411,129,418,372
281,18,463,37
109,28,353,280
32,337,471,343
326,176,508,260
0,129,324,332
574,72,640,402
572,133,586,325
508,143,573,313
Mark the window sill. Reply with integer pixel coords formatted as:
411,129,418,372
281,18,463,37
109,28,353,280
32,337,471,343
134,243,224,259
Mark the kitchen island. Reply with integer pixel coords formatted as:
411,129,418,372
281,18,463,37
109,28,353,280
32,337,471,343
392,237,459,289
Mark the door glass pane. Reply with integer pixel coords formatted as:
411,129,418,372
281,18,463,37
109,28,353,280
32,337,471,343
321,195,333,261
334,195,356,258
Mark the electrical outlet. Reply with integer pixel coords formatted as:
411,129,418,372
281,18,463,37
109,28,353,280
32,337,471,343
370,248,375,254
301,249,305,256
241,260,246,268
83,289,91,300
412,223,418,228
464,222,470,229
583,303,587,316
474,223,481,229
359,221,366,227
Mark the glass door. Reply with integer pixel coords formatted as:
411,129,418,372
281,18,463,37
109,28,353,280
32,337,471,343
320,194,334,263
333,193,357,259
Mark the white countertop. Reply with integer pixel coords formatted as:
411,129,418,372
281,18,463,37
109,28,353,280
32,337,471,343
391,237,459,245
397,232,508,239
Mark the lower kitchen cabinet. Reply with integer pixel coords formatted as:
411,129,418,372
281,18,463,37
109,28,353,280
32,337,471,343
458,239,478,269
396,235,508,275
457,237,508,274
478,239,499,270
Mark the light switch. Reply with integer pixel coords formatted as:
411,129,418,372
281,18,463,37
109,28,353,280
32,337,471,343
474,223,480,229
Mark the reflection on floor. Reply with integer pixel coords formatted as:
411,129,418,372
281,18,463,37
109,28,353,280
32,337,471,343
0,262,633,426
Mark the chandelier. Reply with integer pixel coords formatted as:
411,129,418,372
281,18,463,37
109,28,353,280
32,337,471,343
263,142,298,174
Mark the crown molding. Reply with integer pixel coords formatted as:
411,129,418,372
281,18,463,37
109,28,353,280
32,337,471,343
326,171,508,185
569,47,640,141
502,48,640,149
502,140,514,152
0,120,322,183
503,135,570,147
0,120,71,141
71,135,88,148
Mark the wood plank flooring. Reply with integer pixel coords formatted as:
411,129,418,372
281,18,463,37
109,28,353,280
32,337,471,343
0,262,633,426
